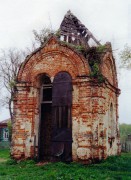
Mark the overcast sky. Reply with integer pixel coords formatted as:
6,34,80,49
0,0,131,124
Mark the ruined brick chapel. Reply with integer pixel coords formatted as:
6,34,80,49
12,11,121,163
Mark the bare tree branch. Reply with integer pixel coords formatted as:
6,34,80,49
0,48,25,123
0,27,55,123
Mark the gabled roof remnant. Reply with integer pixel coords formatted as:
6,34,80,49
60,10,101,48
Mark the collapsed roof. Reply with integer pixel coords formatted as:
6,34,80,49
59,10,101,48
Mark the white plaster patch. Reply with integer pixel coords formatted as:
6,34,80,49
77,147,91,160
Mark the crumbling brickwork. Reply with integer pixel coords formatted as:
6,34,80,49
11,36,120,162
11,12,120,163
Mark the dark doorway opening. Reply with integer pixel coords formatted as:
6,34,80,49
39,75,52,160
39,103,52,160
39,72,72,162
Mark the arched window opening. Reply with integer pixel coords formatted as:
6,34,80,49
40,75,52,103
39,75,52,160
110,103,115,137
108,103,115,148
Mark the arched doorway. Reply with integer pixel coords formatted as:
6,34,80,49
39,75,52,160
52,72,72,161
39,72,72,161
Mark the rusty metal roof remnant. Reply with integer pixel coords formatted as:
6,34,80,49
60,10,101,48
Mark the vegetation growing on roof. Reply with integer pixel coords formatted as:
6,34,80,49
60,41,106,83
96,44,106,53
55,29,61,38
32,17,107,84
32,21,107,84
86,46,106,83
60,41,85,52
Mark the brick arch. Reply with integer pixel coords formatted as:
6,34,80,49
101,52,118,87
34,73,52,87
18,38,90,83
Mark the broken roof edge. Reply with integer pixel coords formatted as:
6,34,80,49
19,11,105,74
17,34,89,80
19,35,113,78
60,10,101,47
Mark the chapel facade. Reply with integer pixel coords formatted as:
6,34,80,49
11,11,121,163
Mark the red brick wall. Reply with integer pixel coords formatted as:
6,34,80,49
12,36,120,162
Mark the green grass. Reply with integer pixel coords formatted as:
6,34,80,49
0,149,10,159
0,150,131,180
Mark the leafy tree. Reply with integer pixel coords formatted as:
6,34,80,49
119,123,131,142
33,27,54,46
120,45,131,69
